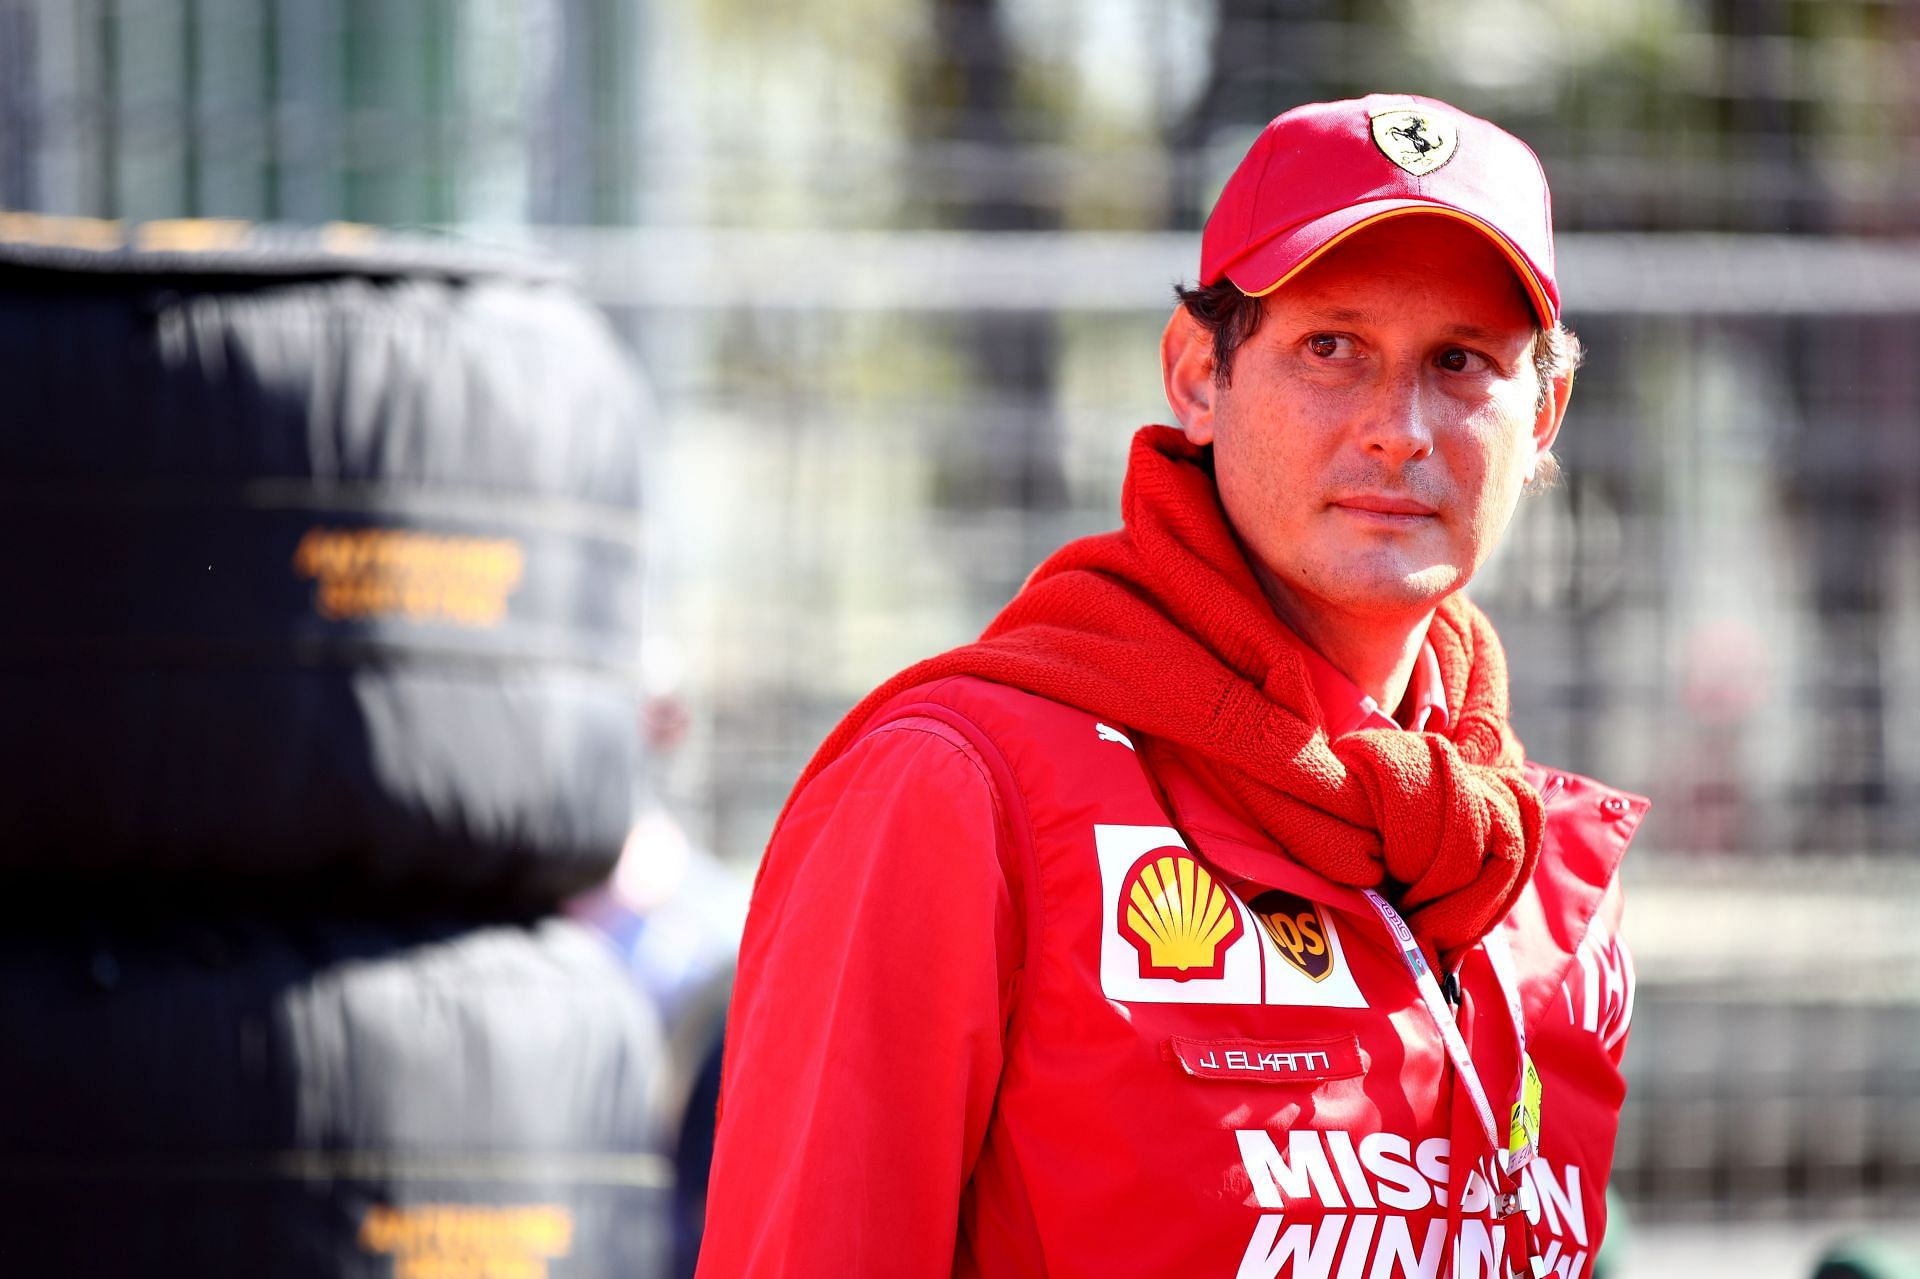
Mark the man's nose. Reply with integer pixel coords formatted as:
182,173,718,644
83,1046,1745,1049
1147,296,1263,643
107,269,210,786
1361,370,1435,466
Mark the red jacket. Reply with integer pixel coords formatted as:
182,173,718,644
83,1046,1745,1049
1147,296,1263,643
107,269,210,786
700,675,1643,1279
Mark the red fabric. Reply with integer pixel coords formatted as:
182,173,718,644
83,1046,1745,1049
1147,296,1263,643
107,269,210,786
703,676,1643,1279
1201,94,1560,325
698,716,1026,1278
791,426,1544,952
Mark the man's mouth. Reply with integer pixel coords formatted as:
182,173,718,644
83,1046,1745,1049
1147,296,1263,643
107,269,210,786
1330,494,1437,517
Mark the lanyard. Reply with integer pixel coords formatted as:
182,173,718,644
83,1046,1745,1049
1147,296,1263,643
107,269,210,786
1482,927,1543,1176
1359,890,1539,1179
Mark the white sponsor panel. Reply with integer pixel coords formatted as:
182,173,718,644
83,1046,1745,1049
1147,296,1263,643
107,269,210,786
1095,824,1262,1005
1254,900,1370,1009
1095,823,1370,1007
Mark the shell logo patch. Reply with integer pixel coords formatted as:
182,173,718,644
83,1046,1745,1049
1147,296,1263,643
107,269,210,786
1250,889,1334,982
1119,850,1244,981
1369,108,1457,176
1094,824,1262,1004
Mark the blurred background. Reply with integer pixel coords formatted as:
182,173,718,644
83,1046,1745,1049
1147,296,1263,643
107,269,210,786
3,0,1919,1275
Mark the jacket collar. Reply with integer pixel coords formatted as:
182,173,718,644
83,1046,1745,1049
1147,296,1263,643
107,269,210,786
1300,635,1451,737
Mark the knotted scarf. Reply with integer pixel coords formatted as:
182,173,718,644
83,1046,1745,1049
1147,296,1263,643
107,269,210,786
786,425,1545,952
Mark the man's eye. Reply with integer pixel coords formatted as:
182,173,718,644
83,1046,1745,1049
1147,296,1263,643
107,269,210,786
1438,347,1489,373
1307,334,1356,359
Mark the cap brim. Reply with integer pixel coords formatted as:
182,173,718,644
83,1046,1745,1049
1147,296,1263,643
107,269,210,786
1219,200,1558,328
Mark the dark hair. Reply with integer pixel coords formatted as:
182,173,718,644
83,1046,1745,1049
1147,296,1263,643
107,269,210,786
1173,279,1584,487
1173,280,1269,392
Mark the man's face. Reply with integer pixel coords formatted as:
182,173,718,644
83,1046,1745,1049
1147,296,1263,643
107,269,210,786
1163,215,1568,627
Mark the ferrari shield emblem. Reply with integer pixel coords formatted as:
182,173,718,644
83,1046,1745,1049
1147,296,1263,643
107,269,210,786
1370,108,1456,176
1249,889,1334,982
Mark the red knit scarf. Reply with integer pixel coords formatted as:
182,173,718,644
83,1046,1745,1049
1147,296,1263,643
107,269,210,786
788,425,1545,952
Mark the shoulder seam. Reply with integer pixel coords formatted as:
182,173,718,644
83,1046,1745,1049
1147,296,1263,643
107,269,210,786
864,715,1000,797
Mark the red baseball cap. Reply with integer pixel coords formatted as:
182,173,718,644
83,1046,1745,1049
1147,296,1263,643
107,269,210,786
1200,94,1559,326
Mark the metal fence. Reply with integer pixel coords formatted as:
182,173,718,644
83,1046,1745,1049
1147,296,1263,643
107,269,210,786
547,226,1920,1227
5,0,1920,1234
554,228,1920,870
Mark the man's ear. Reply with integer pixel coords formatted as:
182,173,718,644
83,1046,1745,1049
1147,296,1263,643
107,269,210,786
1161,307,1220,446
1531,360,1573,470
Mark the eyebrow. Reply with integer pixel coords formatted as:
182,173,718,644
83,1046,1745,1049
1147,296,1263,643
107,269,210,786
1296,308,1524,344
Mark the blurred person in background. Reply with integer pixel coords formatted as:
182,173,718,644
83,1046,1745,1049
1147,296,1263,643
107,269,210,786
570,639,749,1279
698,95,1644,1279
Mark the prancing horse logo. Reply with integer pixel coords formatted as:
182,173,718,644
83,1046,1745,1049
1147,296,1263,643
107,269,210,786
1369,108,1457,176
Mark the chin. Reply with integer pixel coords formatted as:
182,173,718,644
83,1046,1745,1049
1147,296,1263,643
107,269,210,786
1361,583,1461,615
1328,559,1468,613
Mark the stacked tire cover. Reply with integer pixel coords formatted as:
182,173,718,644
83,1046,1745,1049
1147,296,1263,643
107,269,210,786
0,224,669,1276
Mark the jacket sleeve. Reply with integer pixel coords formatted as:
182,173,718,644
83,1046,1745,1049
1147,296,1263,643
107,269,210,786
696,713,1025,1278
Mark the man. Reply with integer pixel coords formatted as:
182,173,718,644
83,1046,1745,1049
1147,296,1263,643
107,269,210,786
698,94,1644,1279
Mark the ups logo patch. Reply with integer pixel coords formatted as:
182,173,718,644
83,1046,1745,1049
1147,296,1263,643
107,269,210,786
1249,890,1334,982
